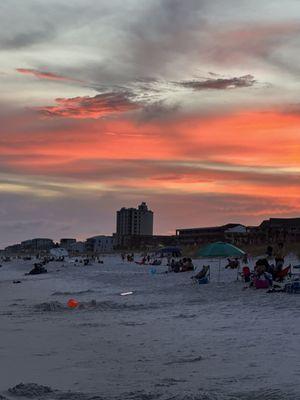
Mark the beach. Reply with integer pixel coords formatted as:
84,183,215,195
0,256,299,400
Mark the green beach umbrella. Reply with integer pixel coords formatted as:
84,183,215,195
197,241,245,258
197,242,245,282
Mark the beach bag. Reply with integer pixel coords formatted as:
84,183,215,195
254,278,270,289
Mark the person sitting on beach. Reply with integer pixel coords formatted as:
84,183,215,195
181,258,194,272
151,259,161,266
27,263,47,275
192,265,210,281
225,258,239,269
254,258,271,276
254,259,267,278
252,258,274,288
172,259,183,273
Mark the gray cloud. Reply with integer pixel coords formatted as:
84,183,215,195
136,100,181,122
176,75,256,91
1,29,55,50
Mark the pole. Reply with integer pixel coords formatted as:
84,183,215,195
236,260,240,281
218,258,221,283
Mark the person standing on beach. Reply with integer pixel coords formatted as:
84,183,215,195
274,243,285,272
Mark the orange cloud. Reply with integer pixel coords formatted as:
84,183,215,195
38,93,140,118
1,107,300,213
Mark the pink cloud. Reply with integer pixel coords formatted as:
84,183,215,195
16,68,81,82
37,93,141,119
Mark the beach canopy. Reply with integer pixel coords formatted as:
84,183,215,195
196,242,245,258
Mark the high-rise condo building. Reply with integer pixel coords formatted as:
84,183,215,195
116,202,153,236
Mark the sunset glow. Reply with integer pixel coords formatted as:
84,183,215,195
1,0,300,246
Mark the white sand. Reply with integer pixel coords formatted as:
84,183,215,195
0,255,299,400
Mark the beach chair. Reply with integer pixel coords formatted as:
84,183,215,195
192,265,210,285
285,280,300,294
274,265,290,282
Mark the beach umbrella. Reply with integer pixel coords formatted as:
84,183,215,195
197,242,245,282
156,246,182,257
197,242,245,258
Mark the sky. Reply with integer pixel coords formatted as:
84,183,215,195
1,0,300,247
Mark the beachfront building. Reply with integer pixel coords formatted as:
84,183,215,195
20,238,55,253
115,202,154,248
113,234,178,251
60,238,76,250
4,244,23,255
176,224,247,246
69,241,86,255
116,202,153,236
259,217,300,243
85,235,114,254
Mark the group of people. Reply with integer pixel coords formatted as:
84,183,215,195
26,262,48,276
240,243,289,289
121,253,135,262
136,255,162,266
225,258,240,269
168,257,194,273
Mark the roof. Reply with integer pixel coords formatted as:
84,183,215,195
260,218,300,228
176,223,244,234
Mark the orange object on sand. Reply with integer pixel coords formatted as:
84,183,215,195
67,299,79,309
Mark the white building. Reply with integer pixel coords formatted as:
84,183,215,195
86,236,114,254
225,225,247,234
